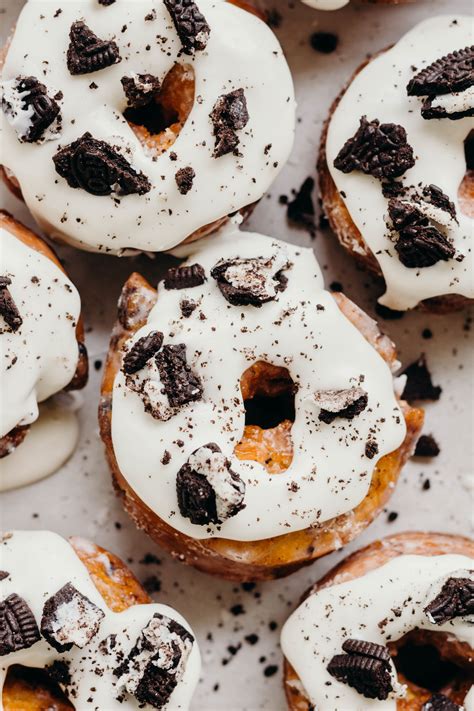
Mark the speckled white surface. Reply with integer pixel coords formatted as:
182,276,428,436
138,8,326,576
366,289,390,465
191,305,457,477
1,1,473,709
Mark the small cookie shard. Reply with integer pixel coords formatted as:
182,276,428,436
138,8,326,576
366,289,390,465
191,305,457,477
164,263,206,290
401,355,442,402
333,116,415,180
327,639,393,700
0,276,23,332
177,443,246,525
407,46,474,120
0,593,41,655
424,576,474,624
0,425,30,459
121,74,161,108
422,693,463,711
53,132,151,196
164,0,210,55
175,166,195,195
98,0,116,5
1,76,61,143
114,613,194,709
156,344,203,408
211,253,289,307
388,198,455,268
41,582,105,652
314,387,368,424
210,89,249,158
414,434,440,457
67,21,121,75
422,184,457,222
123,331,164,375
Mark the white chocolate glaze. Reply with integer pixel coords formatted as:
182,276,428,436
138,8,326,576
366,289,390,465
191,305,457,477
326,16,474,310
0,228,80,446
0,0,295,255
281,553,474,710
0,531,200,710
111,227,406,542
301,0,349,10
0,398,79,492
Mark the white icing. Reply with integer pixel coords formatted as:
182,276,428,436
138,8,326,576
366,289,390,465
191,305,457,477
0,398,79,492
281,553,474,710
0,531,200,710
0,228,80,442
430,85,474,115
301,0,349,9
326,16,474,310
0,0,295,254
111,228,406,542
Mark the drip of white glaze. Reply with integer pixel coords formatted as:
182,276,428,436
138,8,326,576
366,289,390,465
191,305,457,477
302,0,349,9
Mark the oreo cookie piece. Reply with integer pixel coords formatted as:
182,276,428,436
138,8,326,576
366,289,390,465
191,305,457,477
164,0,210,55
0,593,41,655
333,116,415,180
401,355,442,402
210,253,289,307
53,132,151,196
121,74,161,108
1,76,61,143
176,443,246,525
115,613,194,709
210,89,249,158
67,21,121,75
422,694,463,711
164,263,206,290
422,184,457,222
156,344,203,408
327,638,393,700
41,582,105,652
0,276,23,332
424,576,474,624
175,166,195,195
414,434,440,457
123,331,164,375
314,387,368,425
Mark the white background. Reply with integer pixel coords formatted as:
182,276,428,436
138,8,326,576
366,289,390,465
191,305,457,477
1,0,473,709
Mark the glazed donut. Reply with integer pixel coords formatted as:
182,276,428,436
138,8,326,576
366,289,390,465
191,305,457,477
302,0,414,9
319,16,473,312
99,225,423,581
0,211,88,492
0,530,200,710
281,532,474,711
0,0,295,255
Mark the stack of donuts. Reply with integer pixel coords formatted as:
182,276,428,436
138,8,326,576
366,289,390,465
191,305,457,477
0,1,472,709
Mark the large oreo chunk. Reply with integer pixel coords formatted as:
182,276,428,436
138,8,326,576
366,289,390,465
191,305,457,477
115,613,194,709
1,76,61,143
41,582,105,652
424,576,474,624
156,344,203,408
314,387,368,424
164,263,206,290
210,89,249,158
333,116,415,180
121,74,161,109
327,638,393,700
176,443,246,525
123,331,164,375
0,276,22,332
53,132,151,196
164,0,210,55
211,254,288,307
67,21,121,75
0,593,40,655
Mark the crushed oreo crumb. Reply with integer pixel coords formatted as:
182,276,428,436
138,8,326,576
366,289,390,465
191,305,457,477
53,132,151,196
327,639,393,700
310,31,338,54
365,439,379,459
98,0,116,5
414,434,440,457
175,166,195,195
123,331,164,375
46,659,72,686
156,343,203,408
67,21,121,75
286,177,315,234
314,387,368,424
0,276,23,332
0,593,40,655
164,263,206,290
121,74,161,108
41,582,105,652
424,576,474,624
210,89,249,158
164,0,210,54
211,253,288,307
401,355,442,402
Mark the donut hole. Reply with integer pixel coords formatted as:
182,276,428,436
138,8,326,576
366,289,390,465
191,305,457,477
458,129,474,218
124,64,195,158
234,361,297,474
4,664,73,709
389,629,473,702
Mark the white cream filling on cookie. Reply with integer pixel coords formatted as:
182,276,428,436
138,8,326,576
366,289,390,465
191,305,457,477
326,15,473,310
111,227,406,542
0,0,295,254
281,553,474,710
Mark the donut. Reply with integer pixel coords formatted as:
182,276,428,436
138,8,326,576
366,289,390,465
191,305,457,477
302,0,414,10
0,211,88,492
99,225,423,581
281,531,474,711
0,530,200,710
319,16,473,312
0,0,295,255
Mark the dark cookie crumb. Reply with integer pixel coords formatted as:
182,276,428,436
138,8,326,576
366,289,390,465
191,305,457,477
414,434,440,457
286,177,315,234
67,21,121,75
180,299,198,317
365,439,379,459
310,31,338,54
210,89,249,158
121,74,160,108
401,355,442,402
263,665,278,677
46,660,72,686
175,166,196,195
387,511,398,523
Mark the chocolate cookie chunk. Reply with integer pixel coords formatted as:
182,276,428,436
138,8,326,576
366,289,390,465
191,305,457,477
164,263,206,290
123,331,164,375
2,76,61,143
121,74,161,108
164,0,210,55
414,434,440,457
314,387,368,424
211,254,288,307
41,582,105,652
0,276,22,332
327,639,393,700
175,166,195,195
210,89,249,158
67,21,121,75
0,593,40,655
53,132,151,196
401,355,442,402
156,344,203,408
334,116,415,180
425,576,474,624
422,694,463,711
